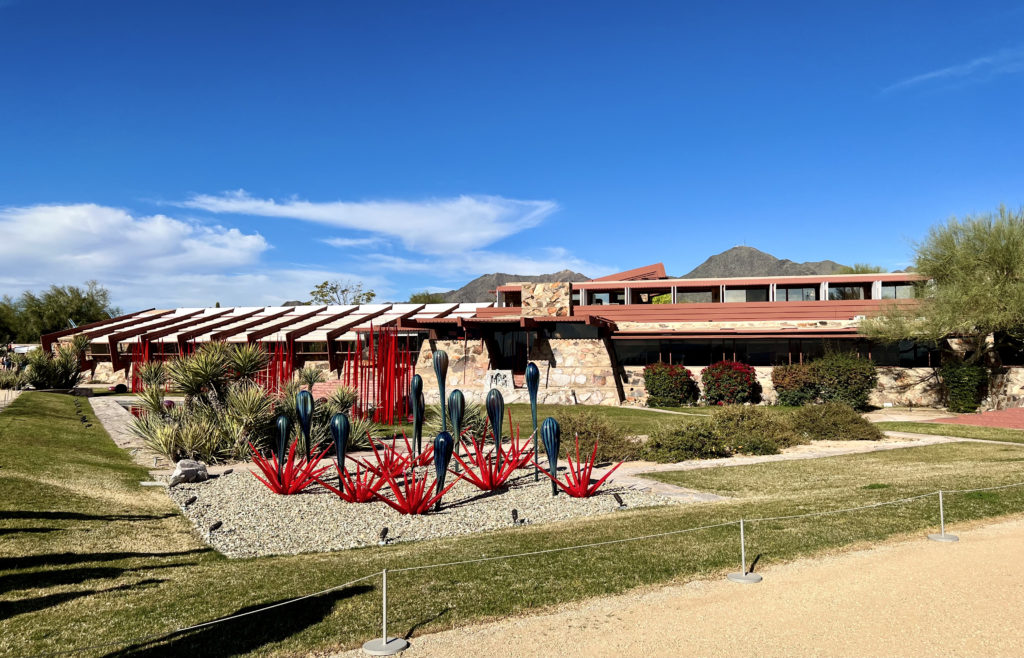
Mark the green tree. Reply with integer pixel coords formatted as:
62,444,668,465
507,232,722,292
308,280,376,305
861,205,1024,362
5,281,120,342
836,263,886,274
408,291,446,303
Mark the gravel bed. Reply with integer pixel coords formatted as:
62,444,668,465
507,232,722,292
165,467,683,558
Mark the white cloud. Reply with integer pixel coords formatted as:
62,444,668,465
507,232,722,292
884,46,1024,92
361,247,606,280
321,236,388,248
177,190,559,254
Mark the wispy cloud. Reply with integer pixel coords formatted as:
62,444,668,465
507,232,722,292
176,190,559,254
884,46,1024,92
321,236,388,249
361,247,607,280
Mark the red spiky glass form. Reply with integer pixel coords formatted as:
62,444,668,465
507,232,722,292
316,459,386,503
248,441,332,495
504,420,535,471
452,434,523,491
533,434,623,498
374,467,461,515
354,436,414,479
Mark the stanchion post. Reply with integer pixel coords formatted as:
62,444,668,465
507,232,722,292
362,569,409,655
727,519,762,583
928,490,959,543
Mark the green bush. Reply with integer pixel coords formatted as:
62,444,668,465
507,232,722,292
789,402,883,441
642,420,731,462
701,360,761,405
556,407,643,463
0,369,26,390
23,338,87,390
809,352,877,410
939,361,988,413
643,362,699,407
710,405,800,453
771,363,819,406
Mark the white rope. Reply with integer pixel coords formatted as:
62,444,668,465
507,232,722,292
944,480,1024,494
746,491,940,524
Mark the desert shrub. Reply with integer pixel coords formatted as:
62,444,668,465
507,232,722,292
326,386,358,414
771,363,819,406
809,352,877,410
0,369,26,390
556,407,643,462
136,361,167,391
23,340,86,390
789,402,883,442
701,360,761,405
297,364,326,391
643,362,699,407
939,360,988,413
643,420,731,462
710,405,800,452
425,401,488,439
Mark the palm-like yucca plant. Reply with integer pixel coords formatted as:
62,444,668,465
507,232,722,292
229,343,270,384
297,365,326,391
326,386,358,414
23,343,84,390
224,382,275,456
424,401,487,437
136,361,167,391
166,343,231,406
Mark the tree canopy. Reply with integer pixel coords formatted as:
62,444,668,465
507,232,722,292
0,281,120,344
308,280,376,305
836,263,886,274
408,291,446,304
861,205,1024,359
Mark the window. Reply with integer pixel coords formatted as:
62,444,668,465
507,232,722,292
777,286,818,302
298,341,328,353
585,290,626,305
724,286,769,303
547,323,599,339
677,288,717,303
828,284,870,300
631,288,671,304
881,283,915,299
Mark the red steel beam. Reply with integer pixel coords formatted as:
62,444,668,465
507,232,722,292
139,309,233,343
40,308,157,353
107,310,204,371
208,308,292,342
174,308,264,353
284,307,358,344
246,306,326,343
325,305,394,372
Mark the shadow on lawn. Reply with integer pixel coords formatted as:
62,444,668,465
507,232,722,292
1,511,178,522
0,564,190,594
102,586,374,657
0,549,211,572
0,579,165,620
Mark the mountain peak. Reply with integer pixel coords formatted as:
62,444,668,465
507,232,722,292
682,247,846,279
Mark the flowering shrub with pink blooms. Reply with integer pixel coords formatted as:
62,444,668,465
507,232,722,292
700,360,761,405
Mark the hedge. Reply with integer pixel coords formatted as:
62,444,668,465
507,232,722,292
701,360,761,405
643,362,699,407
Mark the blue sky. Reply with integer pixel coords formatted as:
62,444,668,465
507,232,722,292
2,1,1024,310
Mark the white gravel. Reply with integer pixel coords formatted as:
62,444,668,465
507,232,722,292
165,465,682,558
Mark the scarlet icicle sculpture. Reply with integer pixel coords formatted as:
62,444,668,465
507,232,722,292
535,433,623,498
250,412,331,495
525,362,540,481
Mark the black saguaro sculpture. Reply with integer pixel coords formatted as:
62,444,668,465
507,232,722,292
486,388,504,470
296,390,314,458
433,430,455,510
433,350,449,432
330,413,350,479
410,374,424,456
275,414,291,480
541,417,561,496
525,362,540,481
449,389,465,473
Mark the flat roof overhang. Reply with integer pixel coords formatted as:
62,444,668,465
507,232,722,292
574,273,925,291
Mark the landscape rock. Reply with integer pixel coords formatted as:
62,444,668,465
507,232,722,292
169,459,209,487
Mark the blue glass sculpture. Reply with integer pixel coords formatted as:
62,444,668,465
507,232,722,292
433,430,455,509
410,374,424,455
525,362,540,481
540,417,561,496
275,414,291,480
330,413,350,475
433,350,449,431
486,388,504,470
449,389,465,474
296,390,314,458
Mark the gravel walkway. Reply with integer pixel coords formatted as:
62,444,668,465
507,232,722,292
167,467,681,558
348,515,1024,657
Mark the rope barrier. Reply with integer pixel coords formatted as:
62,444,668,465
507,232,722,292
37,477,1024,656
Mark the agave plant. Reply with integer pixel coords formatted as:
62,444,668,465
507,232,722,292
424,401,487,438
297,365,326,391
325,385,358,415
136,361,167,391
229,343,270,383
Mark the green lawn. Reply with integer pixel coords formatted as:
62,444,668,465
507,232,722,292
875,421,1024,444
3,392,1024,656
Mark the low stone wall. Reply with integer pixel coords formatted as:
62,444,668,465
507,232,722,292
87,361,128,386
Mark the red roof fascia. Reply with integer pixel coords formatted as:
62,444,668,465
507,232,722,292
591,263,667,282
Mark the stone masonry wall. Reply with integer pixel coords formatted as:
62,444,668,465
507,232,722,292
516,282,571,318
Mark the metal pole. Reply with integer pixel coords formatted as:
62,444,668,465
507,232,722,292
362,569,409,655
727,519,762,583
739,519,746,575
928,489,959,543
381,569,387,644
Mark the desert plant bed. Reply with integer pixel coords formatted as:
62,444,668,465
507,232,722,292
165,468,678,558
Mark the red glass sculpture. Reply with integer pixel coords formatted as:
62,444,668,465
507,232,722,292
533,434,622,498
374,467,461,515
316,460,386,503
248,441,331,495
452,434,523,491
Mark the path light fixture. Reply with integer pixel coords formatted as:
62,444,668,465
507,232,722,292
410,374,424,455
540,417,561,496
613,493,627,510
525,362,540,481
433,350,449,431
379,526,389,546
296,390,314,458
486,388,505,470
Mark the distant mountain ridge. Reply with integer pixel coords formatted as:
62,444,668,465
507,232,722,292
442,270,590,303
681,246,846,279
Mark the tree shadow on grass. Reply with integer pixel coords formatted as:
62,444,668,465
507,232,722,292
102,585,374,657
0,563,190,594
0,549,211,571
1,511,178,522
0,579,164,620
403,606,451,640
0,527,60,536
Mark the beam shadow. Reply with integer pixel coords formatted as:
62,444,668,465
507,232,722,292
0,549,210,572
0,579,164,620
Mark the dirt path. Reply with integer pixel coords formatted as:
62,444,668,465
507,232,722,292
368,516,1024,658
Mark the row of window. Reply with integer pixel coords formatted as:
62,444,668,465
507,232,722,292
575,282,917,305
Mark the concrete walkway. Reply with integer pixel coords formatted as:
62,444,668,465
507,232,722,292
363,515,1024,658
88,396,174,471
0,389,21,414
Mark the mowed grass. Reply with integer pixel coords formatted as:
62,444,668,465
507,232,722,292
3,393,1024,656
875,421,1024,445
